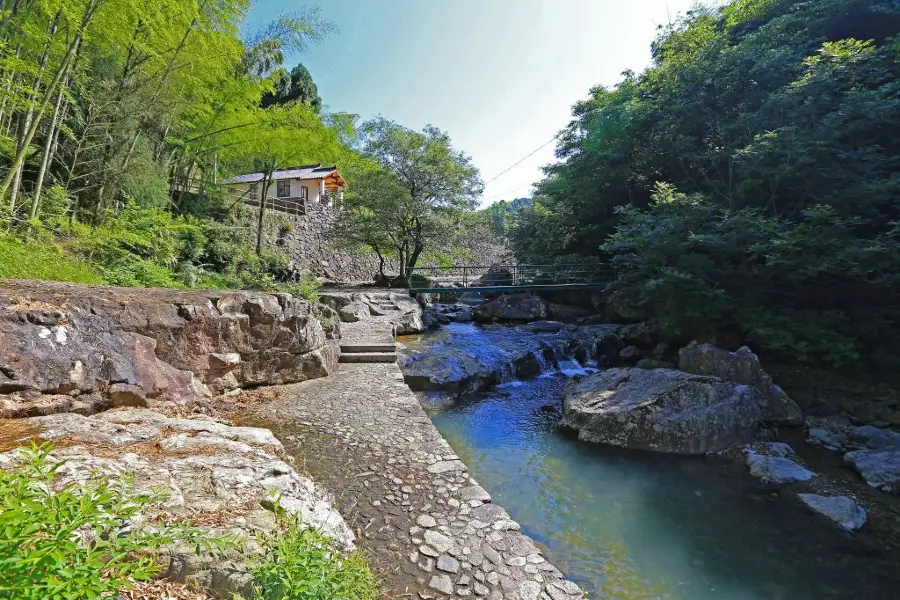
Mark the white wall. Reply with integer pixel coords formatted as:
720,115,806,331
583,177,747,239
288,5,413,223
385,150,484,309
228,178,324,205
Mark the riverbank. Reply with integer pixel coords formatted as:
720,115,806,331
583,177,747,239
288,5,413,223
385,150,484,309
397,320,900,599
242,362,585,600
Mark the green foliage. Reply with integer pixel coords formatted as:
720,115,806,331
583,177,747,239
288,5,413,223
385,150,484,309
508,0,900,368
603,184,900,367
0,443,223,600
280,277,320,303
329,118,483,279
0,234,102,284
252,512,378,600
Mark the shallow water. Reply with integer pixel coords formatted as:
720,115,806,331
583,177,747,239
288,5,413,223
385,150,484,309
402,324,900,600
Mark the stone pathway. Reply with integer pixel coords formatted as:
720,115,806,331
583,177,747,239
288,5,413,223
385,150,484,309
244,361,584,600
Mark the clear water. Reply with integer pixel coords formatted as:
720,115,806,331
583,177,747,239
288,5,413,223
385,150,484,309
402,326,900,600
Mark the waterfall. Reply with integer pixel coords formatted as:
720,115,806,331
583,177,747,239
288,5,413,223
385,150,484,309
550,341,595,377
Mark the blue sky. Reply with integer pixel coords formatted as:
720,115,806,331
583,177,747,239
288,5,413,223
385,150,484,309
245,0,703,205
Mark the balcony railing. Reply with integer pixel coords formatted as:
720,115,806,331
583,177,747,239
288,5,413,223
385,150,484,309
241,195,306,216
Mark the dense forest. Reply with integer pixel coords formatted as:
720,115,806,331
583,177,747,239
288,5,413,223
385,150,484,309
507,0,900,370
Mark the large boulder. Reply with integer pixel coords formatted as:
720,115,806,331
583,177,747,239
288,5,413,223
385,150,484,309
560,368,762,454
677,342,803,425
474,294,547,323
0,409,354,598
0,281,337,418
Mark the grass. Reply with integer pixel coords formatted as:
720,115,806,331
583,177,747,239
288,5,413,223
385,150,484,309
0,234,103,284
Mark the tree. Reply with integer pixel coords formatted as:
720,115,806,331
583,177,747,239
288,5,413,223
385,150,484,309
332,117,482,281
261,63,322,111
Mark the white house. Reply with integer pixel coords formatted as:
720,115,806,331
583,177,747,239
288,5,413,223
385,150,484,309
223,164,347,215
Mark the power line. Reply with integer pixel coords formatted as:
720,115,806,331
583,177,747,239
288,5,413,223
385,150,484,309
483,134,559,186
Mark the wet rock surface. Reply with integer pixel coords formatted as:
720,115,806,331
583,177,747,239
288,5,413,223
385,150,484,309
798,494,867,531
0,409,352,598
0,281,337,419
399,322,611,393
245,363,584,600
560,367,762,454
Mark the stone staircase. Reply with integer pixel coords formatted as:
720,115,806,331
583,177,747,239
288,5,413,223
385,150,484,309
339,341,398,363
338,320,398,364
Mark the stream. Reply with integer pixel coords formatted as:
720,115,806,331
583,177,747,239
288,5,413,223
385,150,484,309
399,323,900,600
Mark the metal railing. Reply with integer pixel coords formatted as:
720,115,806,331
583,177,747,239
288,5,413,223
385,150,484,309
242,195,307,216
410,263,612,291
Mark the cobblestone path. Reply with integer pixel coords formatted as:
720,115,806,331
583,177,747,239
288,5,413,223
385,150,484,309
244,361,585,600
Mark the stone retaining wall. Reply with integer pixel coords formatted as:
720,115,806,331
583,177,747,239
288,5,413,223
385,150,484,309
0,281,338,418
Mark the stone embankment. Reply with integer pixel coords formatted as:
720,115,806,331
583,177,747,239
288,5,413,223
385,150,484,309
245,362,585,600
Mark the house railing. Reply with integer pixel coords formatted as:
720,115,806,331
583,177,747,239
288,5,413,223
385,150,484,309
241,195,307,216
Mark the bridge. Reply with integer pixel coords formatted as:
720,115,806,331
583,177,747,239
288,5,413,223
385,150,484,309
408,264,612,294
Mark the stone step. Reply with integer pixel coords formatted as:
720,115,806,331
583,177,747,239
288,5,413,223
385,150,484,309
340,343,397,353
339,352,397,364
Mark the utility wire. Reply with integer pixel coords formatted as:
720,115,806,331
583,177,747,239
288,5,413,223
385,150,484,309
483,134,559,186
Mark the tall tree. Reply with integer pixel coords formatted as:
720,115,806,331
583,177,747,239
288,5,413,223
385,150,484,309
331,117,483,280
261,63,322,110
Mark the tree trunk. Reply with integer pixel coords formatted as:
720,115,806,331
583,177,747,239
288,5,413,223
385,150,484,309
255,173,272,255
0,0,97,201
30,82,66,219
8,11,60,210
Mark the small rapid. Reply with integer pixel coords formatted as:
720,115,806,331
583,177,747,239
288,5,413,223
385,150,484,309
399,323,900,600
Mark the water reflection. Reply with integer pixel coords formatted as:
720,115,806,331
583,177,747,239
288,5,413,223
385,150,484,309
417,374,900,600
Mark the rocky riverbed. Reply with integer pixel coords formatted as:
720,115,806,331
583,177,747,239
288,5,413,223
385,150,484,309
398,315,900,599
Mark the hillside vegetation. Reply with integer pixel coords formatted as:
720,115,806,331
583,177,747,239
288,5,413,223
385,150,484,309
0,0,492,291
508,0,900,369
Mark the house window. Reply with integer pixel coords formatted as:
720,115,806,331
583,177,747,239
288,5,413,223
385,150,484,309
276,180,291,198
248,183,259,200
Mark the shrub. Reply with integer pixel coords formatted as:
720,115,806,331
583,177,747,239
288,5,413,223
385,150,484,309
0,443,223,600
252,512,378,600
602,183,900,368
280,277,320,302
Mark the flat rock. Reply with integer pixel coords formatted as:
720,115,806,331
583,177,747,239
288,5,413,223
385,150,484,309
745,452,816,484
416,514,438,528
850,425,900,451
424,530,453,553
0,409,353,598
798,494,867,531
428,574,454,595
436,554,460,574
560,367,762,454
844,449,900,494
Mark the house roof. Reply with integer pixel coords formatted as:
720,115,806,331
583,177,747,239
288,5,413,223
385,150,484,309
223,164,343,185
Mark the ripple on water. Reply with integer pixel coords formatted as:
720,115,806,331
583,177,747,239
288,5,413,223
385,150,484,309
403,327,900,600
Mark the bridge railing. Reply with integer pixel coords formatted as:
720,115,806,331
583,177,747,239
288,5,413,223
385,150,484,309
410,263,613,291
